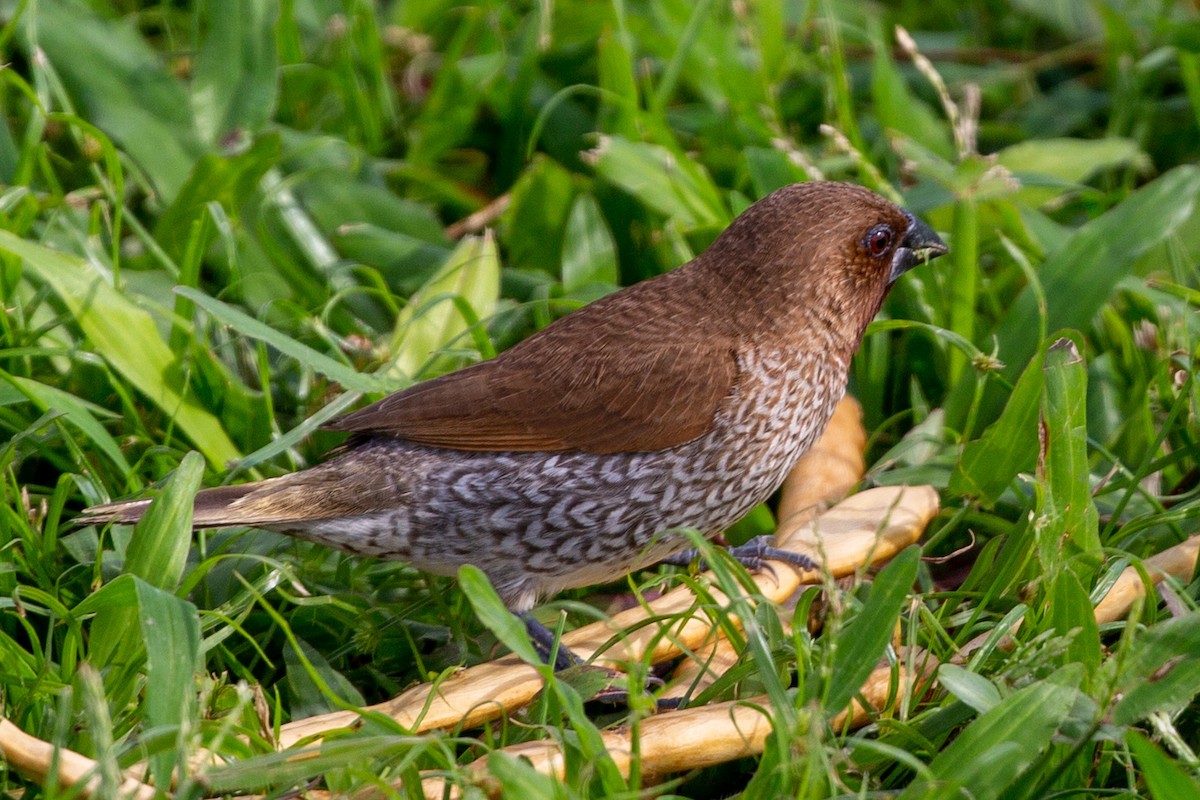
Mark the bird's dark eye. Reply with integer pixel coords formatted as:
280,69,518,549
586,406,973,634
864,225,894,258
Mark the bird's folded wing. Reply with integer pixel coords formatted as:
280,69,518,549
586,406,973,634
325,305,739,455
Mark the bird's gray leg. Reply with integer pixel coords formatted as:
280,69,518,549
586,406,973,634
519,612,583,671
659,535,817,572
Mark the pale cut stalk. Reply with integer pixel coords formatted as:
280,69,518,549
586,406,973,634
0,718,157,800
1092,536,1200,624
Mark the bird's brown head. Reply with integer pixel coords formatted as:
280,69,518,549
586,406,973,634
698,181,948,349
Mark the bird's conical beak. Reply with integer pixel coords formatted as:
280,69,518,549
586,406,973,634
889,214,949,284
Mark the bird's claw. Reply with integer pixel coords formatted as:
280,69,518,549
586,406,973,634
659,535,817,573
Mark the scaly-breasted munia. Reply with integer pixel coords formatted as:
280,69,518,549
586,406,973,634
80,181,947,663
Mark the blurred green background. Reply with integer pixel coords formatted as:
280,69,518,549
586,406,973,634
2,0,1200,796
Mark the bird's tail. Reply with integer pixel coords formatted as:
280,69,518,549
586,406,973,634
76,483,268,529
76,459,378,530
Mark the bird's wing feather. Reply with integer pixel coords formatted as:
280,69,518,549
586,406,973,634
325,280,739,454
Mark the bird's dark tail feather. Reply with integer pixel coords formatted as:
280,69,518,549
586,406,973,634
77,484,262,529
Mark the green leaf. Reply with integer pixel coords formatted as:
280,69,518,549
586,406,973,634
826,546,920,716
751,0,785,83
997,137,1146,185
588,135,728,230
1127,730,1200,799
136,577,201,790
937,664,1002,714
73,569,200,789
950,343,1046,504
744,147,810,198
1008,0,1100,38
284,638,366,718
554,684,629,795
561,193,618,291
1045,570,1101,676
992,166,1200,386
155,133,282,258
124,451,203,591
3,374,131,475
503,156,577,274
1034,338,1101,577
88,452,201,677
298,169,451,246
385,232,500,381
900,667,1082,800
866,318,982,361
73,573,138,617
0,231,242,468
331,223,450,293
597,24,639,139
1111,613,1200,726
175,286,392,393
484,752,571,797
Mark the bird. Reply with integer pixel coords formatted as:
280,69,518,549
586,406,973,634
79,181,947,668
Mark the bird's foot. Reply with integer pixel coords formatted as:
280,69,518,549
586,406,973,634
579,668,667,706
659,535,817,573
520,612,672,707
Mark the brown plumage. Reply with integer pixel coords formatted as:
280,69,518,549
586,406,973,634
80,182,947,621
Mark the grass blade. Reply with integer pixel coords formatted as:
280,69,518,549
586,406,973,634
826,545,920,716
1034,337,1101,577
176,286,392,393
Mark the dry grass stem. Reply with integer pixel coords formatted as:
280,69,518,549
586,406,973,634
1093,535,1200,624
0,718,158,800
444,194,511,239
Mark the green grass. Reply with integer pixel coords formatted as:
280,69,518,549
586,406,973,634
2,0,1200,797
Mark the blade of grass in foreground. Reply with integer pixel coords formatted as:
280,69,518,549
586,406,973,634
965,165,1200,421
175,287,392,393
137,576,201,789
1034,337,1101,580
825,545,920,717
4,374,131,474
1127,730,1200,798
86,451,202,671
